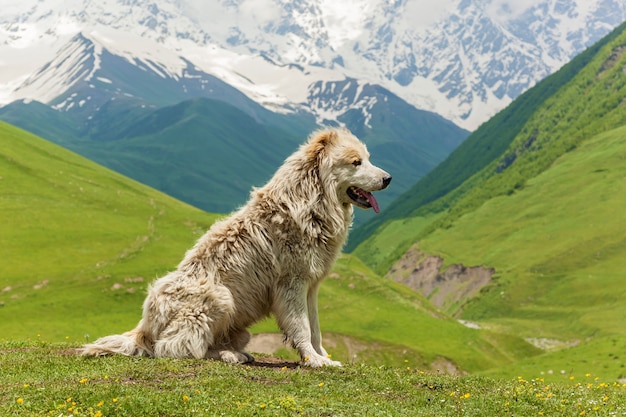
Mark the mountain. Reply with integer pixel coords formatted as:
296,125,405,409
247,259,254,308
0,30,467,215
2,0,625,130
0,0,623,218
349,22,626,379
0,121,536,373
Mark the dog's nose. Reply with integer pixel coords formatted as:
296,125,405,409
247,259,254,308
382,175,392,189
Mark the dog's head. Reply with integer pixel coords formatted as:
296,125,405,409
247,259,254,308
308,128,391,213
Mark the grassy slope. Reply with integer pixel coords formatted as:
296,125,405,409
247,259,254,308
351,24,626,381
419,125,626,336
352,115,626,381
0,121,221,338
0,121,537,374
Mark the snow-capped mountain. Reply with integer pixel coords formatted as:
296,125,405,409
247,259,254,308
0,25,469,216
1,0,625,130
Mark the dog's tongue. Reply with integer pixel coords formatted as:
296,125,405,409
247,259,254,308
365,191,380,214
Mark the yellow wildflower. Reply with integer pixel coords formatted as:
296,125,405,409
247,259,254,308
97,401,104,407
183,395,190,402
16,398,24,405
318,382,325,387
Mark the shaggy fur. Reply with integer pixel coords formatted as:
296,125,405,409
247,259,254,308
81,128,391,367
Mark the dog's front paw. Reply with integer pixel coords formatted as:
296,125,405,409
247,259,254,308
302,354,342,368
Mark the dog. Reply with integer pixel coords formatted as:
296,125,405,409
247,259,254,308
81,127,391,367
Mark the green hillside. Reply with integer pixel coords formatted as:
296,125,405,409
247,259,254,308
346,20,626,251
352,22,626,381
0,121,221,338
0,121,537,374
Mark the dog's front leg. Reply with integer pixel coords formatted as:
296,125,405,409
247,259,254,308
307,281,329,358
273,283,341,367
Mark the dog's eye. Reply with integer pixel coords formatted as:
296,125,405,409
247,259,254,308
352,160,362,167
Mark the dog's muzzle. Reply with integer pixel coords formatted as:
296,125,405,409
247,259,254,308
382,175,392,189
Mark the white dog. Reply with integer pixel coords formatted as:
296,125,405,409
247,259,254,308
81,128,391,367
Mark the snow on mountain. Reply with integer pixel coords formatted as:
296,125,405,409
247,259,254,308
1,0,625,130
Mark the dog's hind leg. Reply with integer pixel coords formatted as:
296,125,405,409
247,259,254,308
153,310,213,359
153,285,236,359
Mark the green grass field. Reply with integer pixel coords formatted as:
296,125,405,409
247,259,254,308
1,341,624,417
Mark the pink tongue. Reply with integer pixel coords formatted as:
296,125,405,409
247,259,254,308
365,192,380,214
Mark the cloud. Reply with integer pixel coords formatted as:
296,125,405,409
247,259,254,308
402,0,456,29
486,0,542,22
239,0,283,26
319,0,374,48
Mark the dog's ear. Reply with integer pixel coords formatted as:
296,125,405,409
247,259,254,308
305,129,338,160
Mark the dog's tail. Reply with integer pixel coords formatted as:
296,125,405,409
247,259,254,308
80,327,153,357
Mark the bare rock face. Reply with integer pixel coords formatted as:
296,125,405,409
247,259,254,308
387,243,494,314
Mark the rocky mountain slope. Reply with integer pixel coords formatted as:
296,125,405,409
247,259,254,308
1,0,625,130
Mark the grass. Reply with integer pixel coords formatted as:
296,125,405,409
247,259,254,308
1,341,625,417
482,334,626,384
